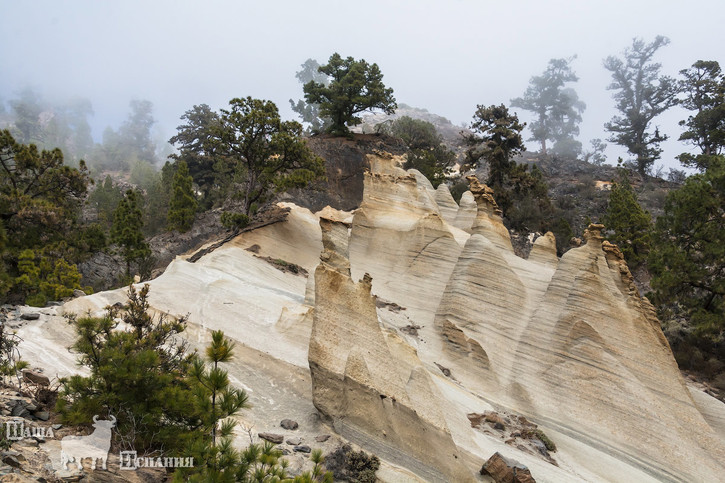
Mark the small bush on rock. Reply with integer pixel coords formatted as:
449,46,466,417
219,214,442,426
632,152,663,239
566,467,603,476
221,211,250,230
325,444,380,483
534,429,557,452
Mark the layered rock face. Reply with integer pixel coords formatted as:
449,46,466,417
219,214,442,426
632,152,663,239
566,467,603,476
42,151,725,482
62,202,328,368
310,216,474,482
310,152,725,482
348,153,464,325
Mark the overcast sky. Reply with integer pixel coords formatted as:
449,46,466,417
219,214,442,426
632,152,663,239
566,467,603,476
1,0,723,171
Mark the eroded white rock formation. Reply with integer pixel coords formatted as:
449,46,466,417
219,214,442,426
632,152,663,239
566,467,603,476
310,216,474,482
312,152,725,482
22,151,725,482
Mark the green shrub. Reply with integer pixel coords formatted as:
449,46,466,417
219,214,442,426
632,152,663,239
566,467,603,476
14,248,82,306
534,429,557,452
551,218,573,256
347,449,380,483
221,211,250,230
325,445,380,483
449,180,469,203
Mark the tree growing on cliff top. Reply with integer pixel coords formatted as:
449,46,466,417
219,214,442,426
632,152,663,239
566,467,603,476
603,36,678,178
463,104,526,187
217,97,325,215
169,99,325,216
463,104,553,232
303,53,397,136
377,116,455,188
168,104,226,206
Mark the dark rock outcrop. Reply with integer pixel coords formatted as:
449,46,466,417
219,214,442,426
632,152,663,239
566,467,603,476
280,419,299,430
22,370,50,386
284,134,406,212
258,433,284,444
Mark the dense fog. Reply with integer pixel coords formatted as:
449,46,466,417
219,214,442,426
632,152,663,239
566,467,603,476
1,0,723,170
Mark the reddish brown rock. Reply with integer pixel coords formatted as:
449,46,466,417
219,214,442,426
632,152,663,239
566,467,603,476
480,452,536,483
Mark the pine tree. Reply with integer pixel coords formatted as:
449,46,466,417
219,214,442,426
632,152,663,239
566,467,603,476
14,247,83,306
57,284,194,451
649,156,725,340
303,53,397,136
175,331,334,482
88,175,123,228
603,36,678,178
111,190,150,277
511,57,585,157
0,220,8,299
677,60,725,171
177,331,250,481
289,58,331,133
217,97,325,215
168,104,225,207
463,104,526,188
379,116,455,188
167,161,198,232
602,167,652,268
0,130,90,303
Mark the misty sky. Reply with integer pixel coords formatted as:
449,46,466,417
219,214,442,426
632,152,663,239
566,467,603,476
2,0,724,171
